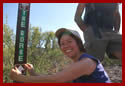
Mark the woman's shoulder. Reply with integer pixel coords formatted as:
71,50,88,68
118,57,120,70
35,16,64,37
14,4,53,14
79,53,98,64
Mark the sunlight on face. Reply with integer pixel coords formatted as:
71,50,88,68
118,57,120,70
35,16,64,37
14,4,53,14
60,35,80,60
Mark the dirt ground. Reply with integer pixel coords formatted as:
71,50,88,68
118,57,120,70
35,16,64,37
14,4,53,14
104,65,122,83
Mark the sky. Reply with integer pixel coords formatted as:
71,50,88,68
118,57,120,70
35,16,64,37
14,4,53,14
3,3,122,42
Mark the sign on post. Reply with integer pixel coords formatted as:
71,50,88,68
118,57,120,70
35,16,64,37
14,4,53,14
14,3,30,77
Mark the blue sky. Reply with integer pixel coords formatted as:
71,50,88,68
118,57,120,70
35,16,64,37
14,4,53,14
3,3,78,32
3,3,122,42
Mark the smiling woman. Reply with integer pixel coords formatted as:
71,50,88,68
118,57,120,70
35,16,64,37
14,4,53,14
2,3,122,83
10,28,111,83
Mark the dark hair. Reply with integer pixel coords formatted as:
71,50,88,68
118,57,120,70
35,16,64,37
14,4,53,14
57,32,86,52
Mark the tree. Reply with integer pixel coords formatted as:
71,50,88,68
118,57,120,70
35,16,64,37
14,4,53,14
3,23,15,83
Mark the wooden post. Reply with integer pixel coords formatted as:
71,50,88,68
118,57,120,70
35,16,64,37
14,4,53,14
14,3,30,83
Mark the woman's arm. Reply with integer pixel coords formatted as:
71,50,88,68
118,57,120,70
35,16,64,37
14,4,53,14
10,58,96,83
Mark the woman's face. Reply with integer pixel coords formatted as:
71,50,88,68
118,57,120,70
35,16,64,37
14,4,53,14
60,35,81,60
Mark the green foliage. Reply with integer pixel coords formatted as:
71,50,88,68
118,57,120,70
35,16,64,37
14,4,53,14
3,24,15,83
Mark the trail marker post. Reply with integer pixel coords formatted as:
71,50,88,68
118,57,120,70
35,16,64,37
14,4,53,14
14,3,30,82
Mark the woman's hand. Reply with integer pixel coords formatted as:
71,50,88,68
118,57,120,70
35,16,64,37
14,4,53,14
24,63,37,76
10,67,22,81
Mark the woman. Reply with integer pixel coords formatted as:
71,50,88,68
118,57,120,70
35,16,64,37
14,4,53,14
10,28,111,83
